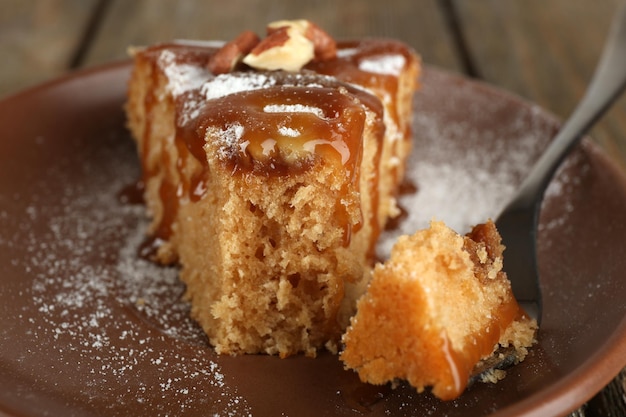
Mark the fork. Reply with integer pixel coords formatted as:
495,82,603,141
495,5,626,325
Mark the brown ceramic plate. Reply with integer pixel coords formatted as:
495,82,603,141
0,62,625,417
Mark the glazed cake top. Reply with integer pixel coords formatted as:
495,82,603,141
132,27,416,245
140,35,416,175
174,70,383,177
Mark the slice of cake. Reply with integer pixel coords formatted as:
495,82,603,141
126,20,420,357
340,220,537,400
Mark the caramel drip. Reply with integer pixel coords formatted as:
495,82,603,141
366,118,385,259
201,86,365,176
136,45,218,246
307,39,411,130
175,84,369,245
438,295,525,400
116,180,145,205
140,59,158,180
308,39,414,254
138,42,218,178
155,164,178,241
136,59,181,246
430,220,531,398
171,96,208,203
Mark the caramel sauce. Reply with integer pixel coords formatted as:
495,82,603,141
428,221,530,399
177,79,373,244
136,45,218,245
116,180,145,205
140,59,158,180
309,39,415,254
168,69,385,247
308,39,412,130
137,39,402,249
137,235,166,261
135,58,178,249
365,130,383,257
438,295,525,400
141,41,218,67
195,85,366,176
340,381,392,412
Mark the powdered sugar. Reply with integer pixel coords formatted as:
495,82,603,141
175,73,279,128
378,70,559,258
202,72,275,101
159,50,212,97
278,125,300,137
264,103,325,118
218,123,245,147
359,54,406,76
5,134,251,416
214,123,246,160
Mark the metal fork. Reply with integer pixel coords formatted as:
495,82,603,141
496,5,626,324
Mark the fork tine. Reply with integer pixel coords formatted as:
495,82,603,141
496,203,543,324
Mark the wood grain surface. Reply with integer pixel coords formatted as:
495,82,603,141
453,0,626,165
1,1,625,416
0,0,99,96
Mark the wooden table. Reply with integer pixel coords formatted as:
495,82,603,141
1,1,625,416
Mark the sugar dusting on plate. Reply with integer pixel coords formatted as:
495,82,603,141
378,70,572,259
13,135,252,416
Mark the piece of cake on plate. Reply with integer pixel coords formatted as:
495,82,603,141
126,20,420,357
340,220,538,400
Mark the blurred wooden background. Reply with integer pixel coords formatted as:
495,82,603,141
1,1,625,416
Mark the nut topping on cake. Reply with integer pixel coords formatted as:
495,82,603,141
300,21,337,61
243,20,336,72
207,30,261,74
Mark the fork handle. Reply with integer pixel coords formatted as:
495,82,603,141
514,5,626,207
